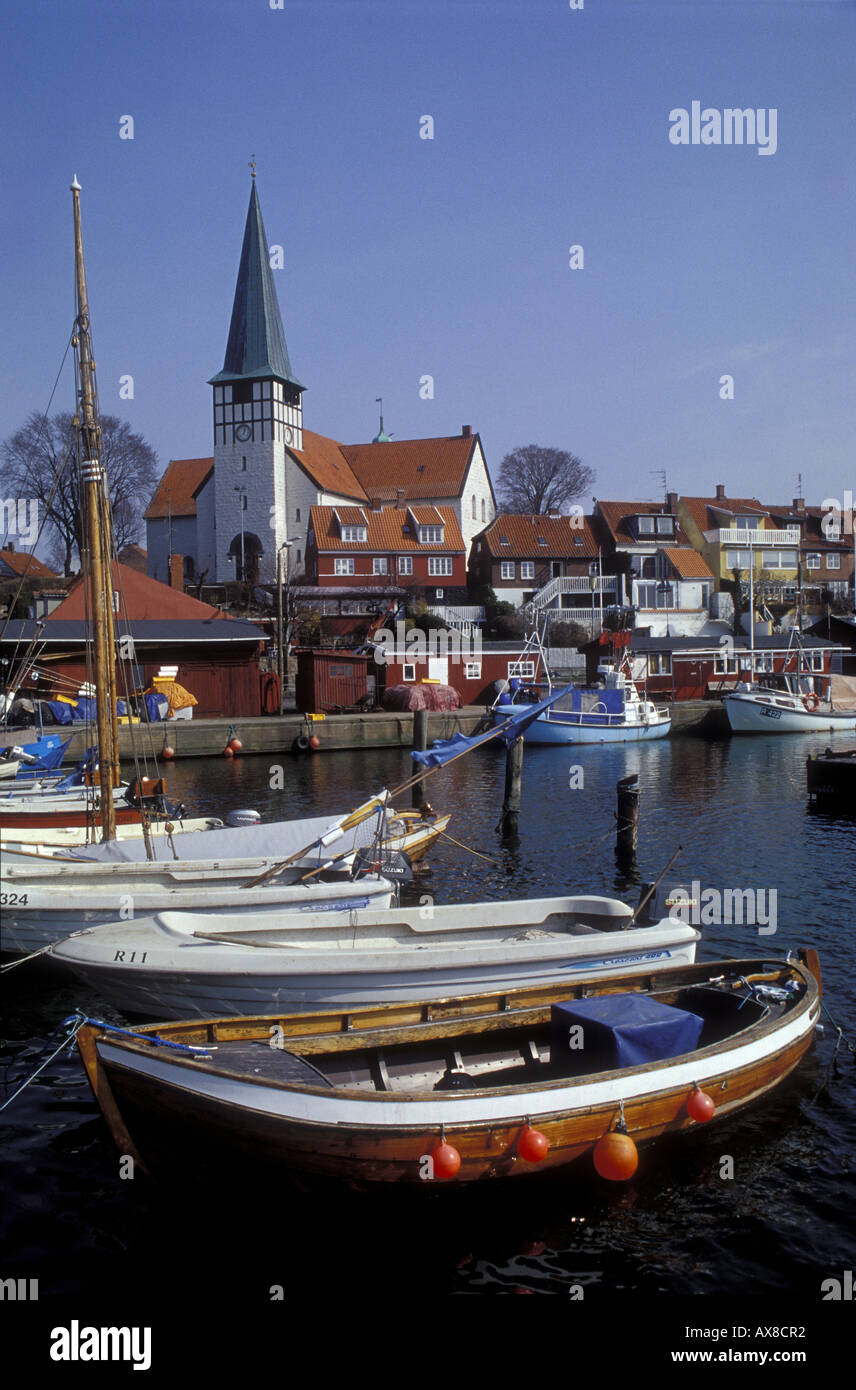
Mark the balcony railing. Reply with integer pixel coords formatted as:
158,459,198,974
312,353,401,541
718,528,801,546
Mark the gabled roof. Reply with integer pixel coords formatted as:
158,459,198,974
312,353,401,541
144,458,214,520
309,505,464,553
664,547,714,580
408,505,445,527
680,495,768,535
765,504,852,550
340,434,479,501
48,562,233,623
209,182,304,389
596,500,692,549
290,430,368,502
333,506,369,527
0,550,57,578
476,513,599,559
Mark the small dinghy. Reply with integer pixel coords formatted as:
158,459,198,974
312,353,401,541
51,889,701,1018
75,950,821,1184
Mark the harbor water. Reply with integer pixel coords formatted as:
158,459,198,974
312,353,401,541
2,732,855,1316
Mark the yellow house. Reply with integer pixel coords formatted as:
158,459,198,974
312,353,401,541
678,487,801,599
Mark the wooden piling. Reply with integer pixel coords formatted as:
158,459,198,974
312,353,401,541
615,773,639,868
500,735,524,836
412,708,429,808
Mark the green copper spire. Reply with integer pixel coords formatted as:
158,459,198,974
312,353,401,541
210,181,304,388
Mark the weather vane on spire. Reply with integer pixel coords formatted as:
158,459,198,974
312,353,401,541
249,154,257,179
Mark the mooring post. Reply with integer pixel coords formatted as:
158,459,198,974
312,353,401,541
616,773,639,868
412,707,429,808
500,735,525,836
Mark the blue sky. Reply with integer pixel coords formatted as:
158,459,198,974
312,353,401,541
2,0,854,520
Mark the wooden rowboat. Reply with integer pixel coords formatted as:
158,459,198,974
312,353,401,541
76,950,821,1185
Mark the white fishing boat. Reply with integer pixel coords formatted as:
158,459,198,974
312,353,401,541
0,815,225,855
492,632,670,744
724,670,856,734
49,885,701,1019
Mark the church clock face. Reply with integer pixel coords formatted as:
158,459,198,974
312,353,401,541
234,423,252,442
284,426,293,444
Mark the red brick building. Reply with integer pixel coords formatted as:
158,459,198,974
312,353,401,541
306,501,467,599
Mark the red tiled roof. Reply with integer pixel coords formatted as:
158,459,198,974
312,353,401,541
333,506,369,526
144,458,214,520
48,562,233,622
680,495,768,535
596,501,692,548
0,550,57,578
664,547,714,580
407,505,444,526
478,514,599,559
309,505,464,553
291,431,368,501
340,435,477,501
765,505,851,549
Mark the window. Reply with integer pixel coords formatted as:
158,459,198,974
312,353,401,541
725,550,752,570
241,495,248,511
636,583,657,609
714,652,739,675
762,549,799,569
641,557,657,579
637,515,655,535
520,562,535,579
296,550,301,566
334,557,355,575
434,588,444,599
735,516,760,531
499,534,509,546
398,556,413,575
418,526,444,544
811,651,825,672
403,664,416,682
465,662,482,680
372,558,387,574
508,660,536,679
481,499,486,522
538,536,548,546
241,456,247,471
807,553,821,570
500,561,515,580
428,557,453,576
341,525,367,543
656,516,675,535
826,553,840,570
472,496,477,519
647,653,672,675
295,508,300,522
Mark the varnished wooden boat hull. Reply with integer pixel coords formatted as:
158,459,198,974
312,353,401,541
77,954,821,1185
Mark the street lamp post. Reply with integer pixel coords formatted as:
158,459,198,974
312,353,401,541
277,538,301,705
234,486,246,582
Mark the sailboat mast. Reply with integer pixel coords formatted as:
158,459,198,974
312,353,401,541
70,176,117,839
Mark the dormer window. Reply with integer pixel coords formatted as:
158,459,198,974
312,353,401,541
538,536,548,546
656,516,674,535
499,534,510,545
735,516,760,531
636,516,656,535
341,525,367,543
418,525,444,544
573,536,583,547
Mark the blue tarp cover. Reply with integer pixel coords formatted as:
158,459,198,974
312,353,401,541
412,685,575,767
551,993,703,1069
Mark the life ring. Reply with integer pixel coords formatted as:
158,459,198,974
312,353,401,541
803,693,820,712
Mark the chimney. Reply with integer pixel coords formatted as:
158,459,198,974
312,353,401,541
667,491,679,514
461,425,472,438
6,541,15,552
792,497,805,513
715,484,726,501
369,495,383,513
169,554,184,589
395,488,406,510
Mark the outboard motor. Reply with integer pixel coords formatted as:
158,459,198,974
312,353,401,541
226,809,262,827
636,879,699,925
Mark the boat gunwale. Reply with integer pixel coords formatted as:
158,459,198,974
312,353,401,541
82,957,818,1106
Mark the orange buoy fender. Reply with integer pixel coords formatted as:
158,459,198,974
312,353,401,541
593,1130,638,1181
223,746,234,759
432,1141,462,1180
308,735,321,751
229,737,242,753
518,1126,549,1163
687,1088,716,1123
162,745,175,761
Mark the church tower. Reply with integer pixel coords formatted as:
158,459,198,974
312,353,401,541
209,174,305,583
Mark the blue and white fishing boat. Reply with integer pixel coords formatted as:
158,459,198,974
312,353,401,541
491,633,670,744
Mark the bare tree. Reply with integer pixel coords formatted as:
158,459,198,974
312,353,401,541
0,411,158,573
495,445,594,515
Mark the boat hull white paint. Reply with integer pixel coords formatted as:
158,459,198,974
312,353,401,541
724,693,856,734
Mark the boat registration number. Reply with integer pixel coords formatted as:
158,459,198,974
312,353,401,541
760,706,782,719
0,892,28,905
